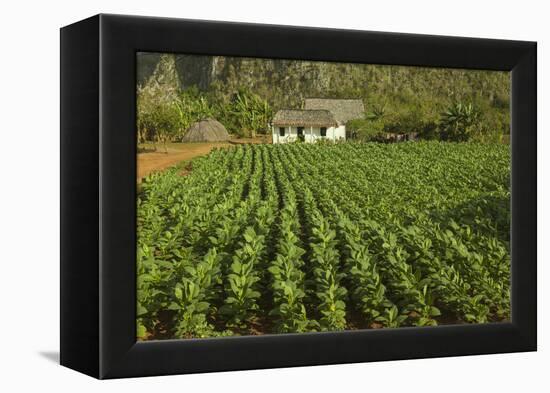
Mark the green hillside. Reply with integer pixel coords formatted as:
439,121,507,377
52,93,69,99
137,53,510,142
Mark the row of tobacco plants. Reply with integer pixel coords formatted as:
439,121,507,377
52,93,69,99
137,141,511,339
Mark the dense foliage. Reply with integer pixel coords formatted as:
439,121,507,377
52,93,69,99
137,55,272,142
137,54,510,144
137,142,511,339
138,85,271,144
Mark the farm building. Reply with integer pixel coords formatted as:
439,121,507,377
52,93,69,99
271,98,364,143
182,118,230,142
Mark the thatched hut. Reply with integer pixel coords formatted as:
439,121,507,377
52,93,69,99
182,119,230,142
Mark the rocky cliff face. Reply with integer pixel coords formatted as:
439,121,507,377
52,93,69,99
137,52,510,112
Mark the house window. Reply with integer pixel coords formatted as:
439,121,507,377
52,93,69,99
320,127,327,137
279,127,285,136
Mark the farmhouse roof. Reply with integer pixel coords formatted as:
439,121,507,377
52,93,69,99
272,109,338,127
304,98,364,124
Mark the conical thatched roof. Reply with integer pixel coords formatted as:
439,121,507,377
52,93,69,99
182,118,230,142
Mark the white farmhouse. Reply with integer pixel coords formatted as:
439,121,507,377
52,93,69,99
271,98,364,144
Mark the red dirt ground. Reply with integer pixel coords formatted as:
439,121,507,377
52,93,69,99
137,142,231,180
137,136,272,180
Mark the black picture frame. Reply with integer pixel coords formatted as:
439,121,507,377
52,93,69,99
60,14,537,379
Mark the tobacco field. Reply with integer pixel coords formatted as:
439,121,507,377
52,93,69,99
137,142,511,339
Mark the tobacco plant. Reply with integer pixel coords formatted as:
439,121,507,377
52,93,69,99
137,142,511,338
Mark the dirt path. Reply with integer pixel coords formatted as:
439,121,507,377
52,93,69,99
137,142,232,180
228,135,272,144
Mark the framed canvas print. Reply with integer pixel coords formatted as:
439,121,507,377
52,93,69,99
60,14,536,379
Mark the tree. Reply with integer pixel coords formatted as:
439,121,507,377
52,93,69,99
147,103,180,153
137,55,180,149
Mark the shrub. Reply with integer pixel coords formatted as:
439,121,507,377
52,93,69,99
439,102,482,142
347,118,385,141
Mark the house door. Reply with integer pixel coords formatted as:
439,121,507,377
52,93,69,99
297,127,305,142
